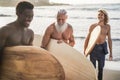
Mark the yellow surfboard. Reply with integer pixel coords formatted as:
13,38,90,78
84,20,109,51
1,46,65,80
85,25,101,57
46,39,97,80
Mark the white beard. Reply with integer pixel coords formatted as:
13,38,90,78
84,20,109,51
55,22,68,33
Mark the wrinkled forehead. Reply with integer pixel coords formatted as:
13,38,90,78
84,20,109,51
57,14,67,19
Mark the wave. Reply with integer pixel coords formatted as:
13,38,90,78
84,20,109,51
110,18,120,20
1,14,120,21
0,14,13,17
74,3,120,11
79,8,120,11
86,17,120,20
75,36,85,39
106,58,120,62
31,15,120,21
75,36,120,41
112,38,120,41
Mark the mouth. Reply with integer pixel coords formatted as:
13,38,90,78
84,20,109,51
25,21,31,26
58,23,64,26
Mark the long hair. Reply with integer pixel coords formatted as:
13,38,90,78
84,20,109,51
98,9,109,25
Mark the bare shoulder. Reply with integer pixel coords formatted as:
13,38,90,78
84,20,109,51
105,24,111,33
26,28,34,34
91,23,97,28
46,23,54,33
0,23,14,38
106,24,111,28
67,23,73,30
0,23,13,33
1,21,16,29
68,23,72,28
89,23,97,32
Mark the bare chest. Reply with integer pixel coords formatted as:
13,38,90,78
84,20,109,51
100,26,108,35
6,30,31,46
52,29,71,40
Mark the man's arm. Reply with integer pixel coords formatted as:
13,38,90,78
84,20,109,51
41,26,53,49
107,25,113,60
0,27,8,53
29,30,34,46
69,34,75,47
68,25,75,47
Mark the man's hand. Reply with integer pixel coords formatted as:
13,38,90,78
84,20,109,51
57,40,63,44
109,55,113,61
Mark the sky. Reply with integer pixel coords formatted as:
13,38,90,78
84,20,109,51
50,0,120,4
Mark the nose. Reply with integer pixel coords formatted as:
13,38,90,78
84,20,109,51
58,19,64,25
59,20,63,23
26,15,33,21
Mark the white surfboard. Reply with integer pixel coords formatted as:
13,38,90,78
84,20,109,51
85,25,101,57
46,39,97,80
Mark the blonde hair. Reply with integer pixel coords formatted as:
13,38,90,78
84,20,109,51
98,9,109,24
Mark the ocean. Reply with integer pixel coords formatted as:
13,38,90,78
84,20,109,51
0,3,120,62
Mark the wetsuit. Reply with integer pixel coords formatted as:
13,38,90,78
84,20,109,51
90,41,108,80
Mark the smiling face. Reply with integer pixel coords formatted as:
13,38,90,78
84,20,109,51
98,11,105,22
57,14,67,26
16,1,34,28
97,9,109,24
18,9,33,27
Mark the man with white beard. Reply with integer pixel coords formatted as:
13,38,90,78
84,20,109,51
41,9,75,49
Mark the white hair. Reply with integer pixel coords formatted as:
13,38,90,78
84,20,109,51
57,9,67,15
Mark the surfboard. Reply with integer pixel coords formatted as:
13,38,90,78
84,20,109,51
1,46,65,80
85,25,101,57
46,39,97,80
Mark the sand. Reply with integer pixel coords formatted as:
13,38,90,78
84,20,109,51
103,69,120,80
103,61,120,80
33,34,120,80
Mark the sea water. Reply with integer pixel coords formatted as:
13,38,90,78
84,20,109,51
0,4,120,63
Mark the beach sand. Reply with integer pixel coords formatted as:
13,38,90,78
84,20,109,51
103,61,120,80
103,69,120,80
33,34,120,80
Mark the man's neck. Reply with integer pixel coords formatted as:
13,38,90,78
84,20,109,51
98,21,105,26
15,20,25,30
